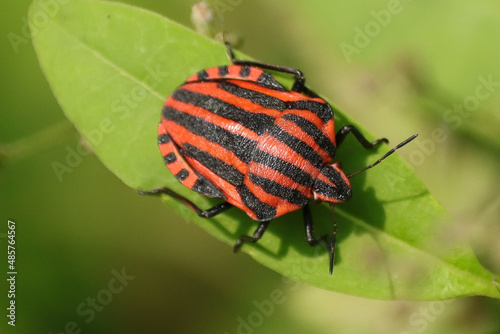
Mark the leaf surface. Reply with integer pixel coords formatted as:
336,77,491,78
31,0,499,299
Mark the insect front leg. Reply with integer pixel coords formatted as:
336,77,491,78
303,204,337,274
139,188,233,218
335,125,388,150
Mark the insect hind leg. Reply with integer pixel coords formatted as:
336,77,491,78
139,187,233,218
141,187,271,254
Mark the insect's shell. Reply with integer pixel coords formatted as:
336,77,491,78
158,65,351,221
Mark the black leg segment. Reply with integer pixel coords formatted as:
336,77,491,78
303,204,323,246
303,204,337,274
335,125,388,149
233,221,271,253
225,42,318,96
139,187,233,218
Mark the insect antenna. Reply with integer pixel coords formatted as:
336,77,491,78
328,203,337,275
347,134,418,178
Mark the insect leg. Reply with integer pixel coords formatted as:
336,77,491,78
303,204,323,246
303,204,337,274
335,125,388,149
139,188,233,218
233,221,271,253
224,42,316,96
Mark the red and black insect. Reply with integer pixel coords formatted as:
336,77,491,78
141,43,417,274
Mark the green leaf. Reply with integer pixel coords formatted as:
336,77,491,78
31,0,499,300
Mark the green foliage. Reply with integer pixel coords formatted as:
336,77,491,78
31,0,499,300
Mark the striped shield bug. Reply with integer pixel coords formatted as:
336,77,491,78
141,43,417,274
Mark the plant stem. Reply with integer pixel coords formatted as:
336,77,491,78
0,120,76,162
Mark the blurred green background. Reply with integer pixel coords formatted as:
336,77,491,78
1,0,499,333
